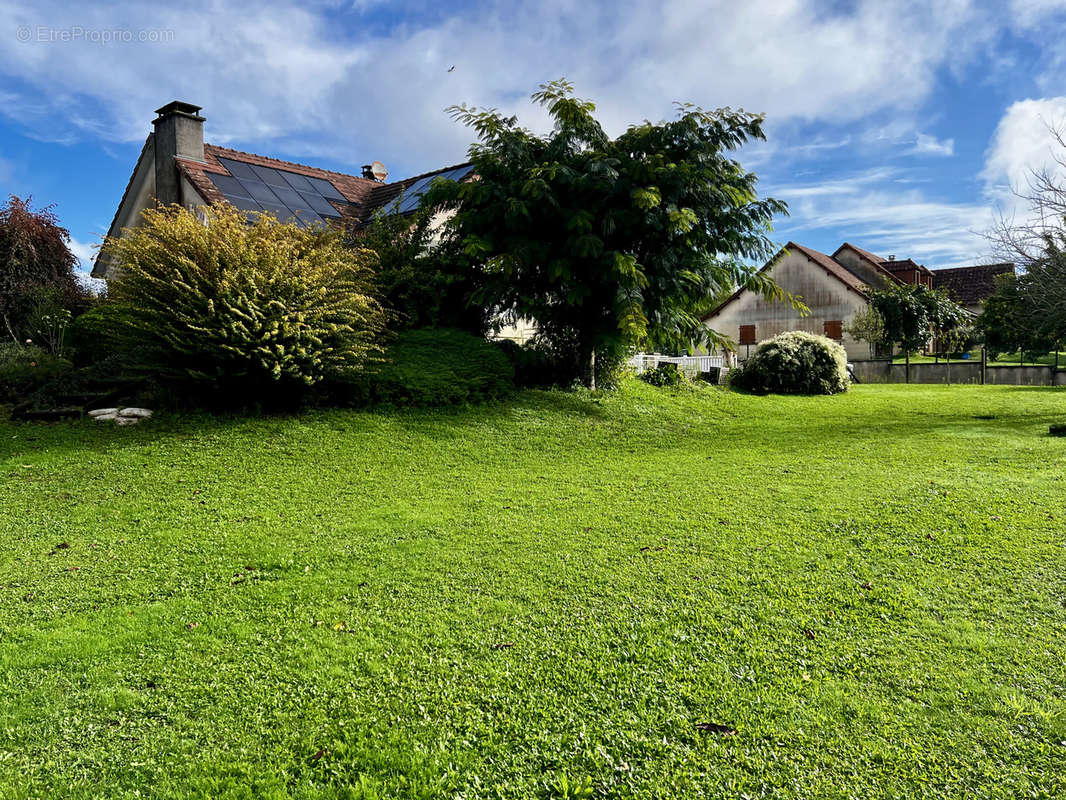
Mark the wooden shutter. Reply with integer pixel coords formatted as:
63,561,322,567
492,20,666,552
739,325,756,345
824,320,843,340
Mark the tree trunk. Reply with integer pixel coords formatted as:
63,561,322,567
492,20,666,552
2,312,19,346
905,350,910,384
589,348,596,391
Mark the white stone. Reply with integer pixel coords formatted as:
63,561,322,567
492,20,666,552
88,408,119,417
115,416,141,426
93,413,118,422
118,408,153,419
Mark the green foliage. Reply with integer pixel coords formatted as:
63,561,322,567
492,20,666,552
0,196,89,344
979,266,1060,357
844,305,886,351
104,204,386,402
352,206,491,334
3,384,1066,798
869,284,968,355
422,79,796,385
66,302,142,366
340,328,514,406
730,330,849,395
638,362,687,387
0,342,71,403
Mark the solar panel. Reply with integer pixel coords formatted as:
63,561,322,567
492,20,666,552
280,171,316,193
237,178,282,204
390,167,474,215
298,191,342,217
306,176,346,201
209,156,383,223
208,174,254,200
251,165,290,188
217,158,259,180
269,183,310,211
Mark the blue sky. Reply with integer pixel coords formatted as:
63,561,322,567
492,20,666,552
2,0,1065,277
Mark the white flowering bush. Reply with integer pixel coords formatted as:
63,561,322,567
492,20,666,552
730,331,849,395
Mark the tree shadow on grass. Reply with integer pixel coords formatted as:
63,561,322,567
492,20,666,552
0,389,613,462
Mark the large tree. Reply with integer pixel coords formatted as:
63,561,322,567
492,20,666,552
0,195,87,344
983,124,1066,353
422,80,793,386
978,270,1057,357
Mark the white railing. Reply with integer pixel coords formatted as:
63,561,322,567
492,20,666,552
628,353,725,376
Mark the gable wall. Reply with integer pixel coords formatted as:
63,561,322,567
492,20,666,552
704,250,876,360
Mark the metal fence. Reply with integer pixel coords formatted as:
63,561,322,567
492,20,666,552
628,353,725,376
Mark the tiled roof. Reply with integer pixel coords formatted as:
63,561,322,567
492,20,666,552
879,257,932,276
176,144,472,225
932,263,1015,306
840,242,885,266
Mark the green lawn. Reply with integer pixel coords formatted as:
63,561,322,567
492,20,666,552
2,382,1065,799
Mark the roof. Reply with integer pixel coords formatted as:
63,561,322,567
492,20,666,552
788,242,870,295
837,242,884,267
176,144,474,226
880,257,932,276
932,263,1015,306
832,242,901,286
703,241,868,320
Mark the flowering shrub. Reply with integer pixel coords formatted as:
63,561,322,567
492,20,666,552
730,331,849,395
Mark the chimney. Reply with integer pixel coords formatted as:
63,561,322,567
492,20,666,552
153,101,205,206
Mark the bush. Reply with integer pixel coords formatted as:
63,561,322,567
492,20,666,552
334,328,514,407
0,342,71,403
639,362,686,387
66,302,141,366
103,204,386,404
730,331,849,395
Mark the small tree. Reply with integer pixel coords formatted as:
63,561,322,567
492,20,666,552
0,196,88,344
104,204,386,401
422,80,795,387
869,284,968,381
844,306,886,357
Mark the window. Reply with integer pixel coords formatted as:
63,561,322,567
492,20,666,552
824,320,843,340
739,325,756,345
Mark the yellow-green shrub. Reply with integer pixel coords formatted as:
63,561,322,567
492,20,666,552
104,204,385,397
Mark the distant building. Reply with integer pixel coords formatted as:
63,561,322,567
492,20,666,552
703,242,1014,361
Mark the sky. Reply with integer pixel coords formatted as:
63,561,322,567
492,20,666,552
1,0,1065,277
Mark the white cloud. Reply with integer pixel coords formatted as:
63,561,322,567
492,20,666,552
1010,0,1066,29
909,133,955,157
0,0,991,174
981,96,1066,210
773,172,993,266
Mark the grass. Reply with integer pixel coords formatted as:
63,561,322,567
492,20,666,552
2,381,1065,799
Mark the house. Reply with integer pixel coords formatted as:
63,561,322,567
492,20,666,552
702,241,1014,361
91,101,472,278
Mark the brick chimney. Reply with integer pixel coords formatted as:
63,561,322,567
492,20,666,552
152,101,205,206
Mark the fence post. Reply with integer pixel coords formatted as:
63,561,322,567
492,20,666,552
981,347,986,385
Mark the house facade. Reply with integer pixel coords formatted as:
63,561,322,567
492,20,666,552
703,241,1014,361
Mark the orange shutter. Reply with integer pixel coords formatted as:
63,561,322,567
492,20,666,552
739,325,756,345
824,320,843,340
